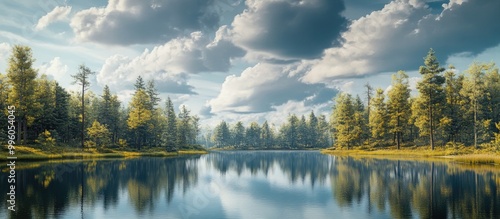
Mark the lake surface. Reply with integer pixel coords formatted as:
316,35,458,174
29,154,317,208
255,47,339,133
1,151,500,219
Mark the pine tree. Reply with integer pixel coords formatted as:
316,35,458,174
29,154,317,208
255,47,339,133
232,121,245,148
414,49,445,150
213,121,230,148
297,115,308,148
442,67,466,143
369,89,389,145
387,71,411,149
53,82,70,143
6,45,38,144
145,80,161,146
127,89,151,149
461,62,490,148
246,122,261,148
177,105,191,149
331,93,360,149
33,75,56,138
164,97,177,151
71,64,95,149
261,121,274,149
308,111,319,148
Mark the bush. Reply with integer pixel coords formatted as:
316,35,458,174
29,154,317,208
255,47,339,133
35,130,56,147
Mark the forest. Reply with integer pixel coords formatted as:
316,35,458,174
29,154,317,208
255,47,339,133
0,45,201,152
211,49,500,151
1,46,500,153
329,49,500,150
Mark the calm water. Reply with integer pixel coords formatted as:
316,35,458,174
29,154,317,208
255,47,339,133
1,151,500,219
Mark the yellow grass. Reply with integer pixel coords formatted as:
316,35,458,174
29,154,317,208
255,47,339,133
321,145,500,164
0,145,207,161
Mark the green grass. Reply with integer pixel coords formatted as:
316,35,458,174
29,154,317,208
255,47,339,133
321,145,500,164
0,145,208,161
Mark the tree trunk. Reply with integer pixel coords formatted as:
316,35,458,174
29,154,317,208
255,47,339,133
430,101,435,150
23,118,27,144
474,101,478,149
81,87,85,150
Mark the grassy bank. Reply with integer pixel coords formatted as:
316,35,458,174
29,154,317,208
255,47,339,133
0,145,208,161
321,145,500,164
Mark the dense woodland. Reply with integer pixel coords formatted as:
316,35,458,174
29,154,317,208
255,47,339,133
331,49,500,150
1,46,500,151
0,45,200,151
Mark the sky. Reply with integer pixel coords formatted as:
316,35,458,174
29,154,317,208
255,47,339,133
0,0,499,128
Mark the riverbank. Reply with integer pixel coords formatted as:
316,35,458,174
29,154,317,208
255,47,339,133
321,145,500,164
0,145,208,161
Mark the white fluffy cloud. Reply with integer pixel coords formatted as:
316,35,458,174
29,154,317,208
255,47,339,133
208,63,338,114
303,0,500,83
38,57,68,81
70,0,219,45
98,30,243,94
35,6,71,31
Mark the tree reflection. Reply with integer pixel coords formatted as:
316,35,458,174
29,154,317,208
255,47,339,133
0,156,200,218
329,157,500,219
2,153,500,219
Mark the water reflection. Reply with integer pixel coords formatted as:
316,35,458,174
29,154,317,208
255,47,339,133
1,152,500,219
0,156,200,219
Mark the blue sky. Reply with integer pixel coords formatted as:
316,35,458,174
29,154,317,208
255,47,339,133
0,0,499,127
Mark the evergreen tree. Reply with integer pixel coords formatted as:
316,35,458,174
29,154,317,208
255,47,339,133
331,93,360,149
414,49,445,150
232,121,245,148
127,89,151,149
297,115,308,148
7,45,38,144
71,64,95,149
98,85,121,144
177,105,192,149
308,111,319,148
369,89,389,145
33,75,56,139
53,82,70,143
261,121,274,149
387,71,411,149
461,62,490,148
246,122,261,148
213,121,230,148
164,97,177,151
145,80,161,146
442,67,466,143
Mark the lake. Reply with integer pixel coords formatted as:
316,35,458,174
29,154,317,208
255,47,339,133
1,151,500,219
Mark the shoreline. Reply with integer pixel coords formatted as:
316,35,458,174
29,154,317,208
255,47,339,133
320,147,500,165
1,145,208,161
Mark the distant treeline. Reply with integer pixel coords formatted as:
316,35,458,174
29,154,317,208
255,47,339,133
0,45,200,151
209,112,331,149
331,49,500,150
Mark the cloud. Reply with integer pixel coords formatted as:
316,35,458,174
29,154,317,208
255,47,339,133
70,0,220,45
208,63,338,114
0,42,10,70
38,57,68,81
98,54,196,94
97,29,244,94
230,0,347,61
35,6,72,31
303,0,500,83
